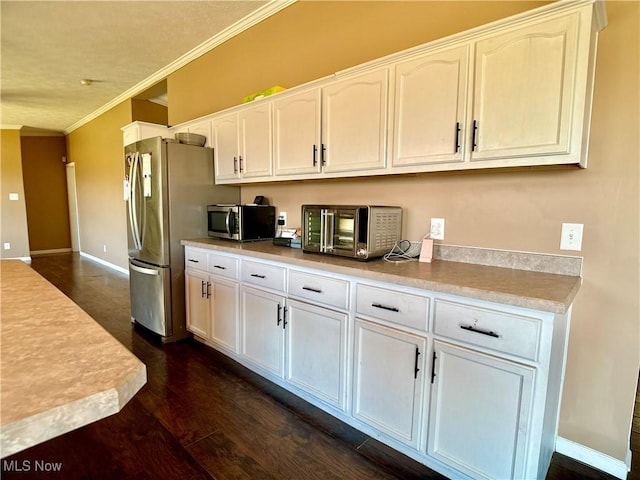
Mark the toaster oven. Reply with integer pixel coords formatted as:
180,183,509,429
301,205,402,260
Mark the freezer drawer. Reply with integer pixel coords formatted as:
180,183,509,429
129,259,172,337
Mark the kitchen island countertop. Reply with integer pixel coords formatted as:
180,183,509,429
181,238,582,314
0,260,147,458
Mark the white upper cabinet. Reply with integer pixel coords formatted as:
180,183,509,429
273,68,389,179
181,0,605,183
469,11,582,164
122,121,168,147
321,68,389,174
391,45,470,168
185,119,212,147
211,112,240,181
273,87,323,177
239,104,273,179
213,102,273,183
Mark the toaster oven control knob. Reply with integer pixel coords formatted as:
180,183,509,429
357,248,368,257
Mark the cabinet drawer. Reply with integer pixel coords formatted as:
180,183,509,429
207,253,239,280
356,284,429,332
433,299,541,361
288,270,349,310
241,260,286,292
185,248,207,270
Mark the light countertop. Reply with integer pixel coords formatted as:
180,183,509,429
0,260,147,458
182,238,582,314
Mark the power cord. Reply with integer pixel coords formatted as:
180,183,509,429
383,238,425,263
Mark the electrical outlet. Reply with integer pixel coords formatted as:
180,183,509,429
278,212,287,226
430,218,445,240
3,242,10,250
560,223,584,251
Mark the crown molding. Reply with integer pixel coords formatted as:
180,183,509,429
65,0,296,134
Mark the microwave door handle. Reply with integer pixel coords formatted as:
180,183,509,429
225,209,233,237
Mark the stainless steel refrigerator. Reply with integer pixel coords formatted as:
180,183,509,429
124,136,239,342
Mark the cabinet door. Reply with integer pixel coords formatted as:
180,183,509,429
273,88,322,177
352,319,425,447
286,299,347,409
428,341,534,480
239,103,273,179
392,45,469,167
240,286,285,377
210,278,239,353
470,13,579,161
186,120,212,147
322,69,389,173
185,270,210,338
212,112,240,181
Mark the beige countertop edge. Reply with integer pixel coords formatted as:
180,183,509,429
0,363,146,459
181,239,581,315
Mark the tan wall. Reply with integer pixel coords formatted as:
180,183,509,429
0,129,31,258
131,99,168,126
66,101,131,269
169,0,547,125
167,1,640,460
20,136,71,252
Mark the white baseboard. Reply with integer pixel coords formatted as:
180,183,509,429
79,252,129,276
556,436,630,479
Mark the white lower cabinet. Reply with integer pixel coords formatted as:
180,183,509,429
240,286,286,377
286,299,347,410
352,318,426,448
185,269,211,338
185,266,239,353
428,341,535,480
185,246,568,480
209,278,239,352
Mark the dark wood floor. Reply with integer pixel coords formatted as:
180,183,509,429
2,252,634,480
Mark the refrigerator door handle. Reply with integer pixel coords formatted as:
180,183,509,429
130,153,144,250
127,154,139,250
130,262,160,276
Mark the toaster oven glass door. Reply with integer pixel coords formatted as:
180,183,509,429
303,207,323,252
303,207,357,257
332,209,357,254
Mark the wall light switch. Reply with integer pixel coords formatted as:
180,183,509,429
560,223,584,251
9,193,19,201
3,243,10,250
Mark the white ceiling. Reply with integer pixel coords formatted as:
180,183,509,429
0,0,294,134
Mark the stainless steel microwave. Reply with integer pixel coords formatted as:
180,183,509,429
301,205,402,260
207,204,276,241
